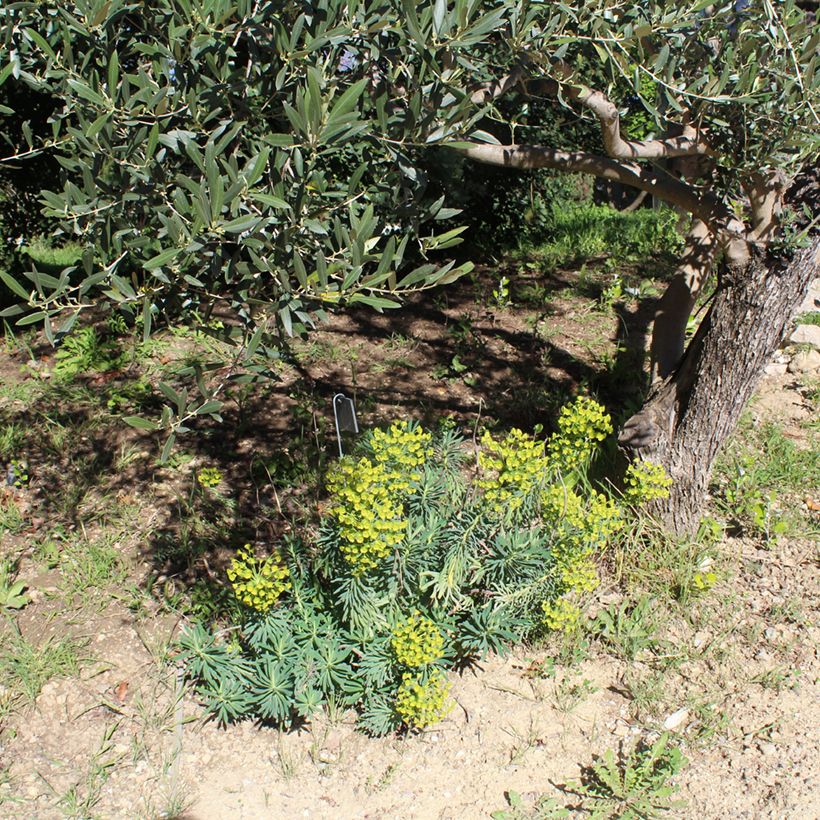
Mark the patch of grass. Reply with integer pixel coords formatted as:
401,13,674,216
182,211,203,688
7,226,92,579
622,669,668,721
794,311,820,326
0,422,25,459
21,237,83,270
609,516,722,604
714,417,819,537
59,533,128,607
0,495,24,535
0,627,86,705
519,204,683,272
751,666,801,692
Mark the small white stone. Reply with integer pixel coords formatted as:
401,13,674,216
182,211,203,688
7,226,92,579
663,708,689,731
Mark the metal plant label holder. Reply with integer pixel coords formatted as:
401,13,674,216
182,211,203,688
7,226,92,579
333,393,359,457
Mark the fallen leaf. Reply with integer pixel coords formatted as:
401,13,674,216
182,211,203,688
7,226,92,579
114,680,129,705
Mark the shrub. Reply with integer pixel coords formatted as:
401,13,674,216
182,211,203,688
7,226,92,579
179,404,670,733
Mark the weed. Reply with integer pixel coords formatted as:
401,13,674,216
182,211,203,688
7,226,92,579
565,733,686,819
366,761,402,794
50,723,121,818
522,656,557,680
0,627,85,704
492,790,569,819
593,597,658,661
553,676,599,714
493,274,513,308
0,422,25,459
274,737,303,781
622,669,668,721
53,327,125,383
505,717,545,764
0,560,29,610
794,311,820,326
59,533,127,607
0,495,24,535
685,698,732,747
382,333,419,354
751,666,801,692
714,418,819,536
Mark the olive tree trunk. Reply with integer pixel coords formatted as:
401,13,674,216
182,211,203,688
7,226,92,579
620,236,820,535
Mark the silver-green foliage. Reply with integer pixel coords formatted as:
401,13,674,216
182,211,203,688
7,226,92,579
178,421,615,733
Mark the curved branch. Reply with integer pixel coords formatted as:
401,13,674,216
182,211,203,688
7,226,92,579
468,67,714,159
469,66,528,104
454,142,738,234
570,85,714,160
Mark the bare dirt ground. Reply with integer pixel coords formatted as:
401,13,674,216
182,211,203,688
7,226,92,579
0,268,817,819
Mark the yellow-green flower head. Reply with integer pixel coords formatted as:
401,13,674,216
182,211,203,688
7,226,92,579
558,554,599,593
542,484,585,529
327,457,407,575
623,460,673,505
392,611,445,667
395,669,452,729
478,428,548,513
197,466,223,488
371,421,433,473
583,490,623,549
547,397,612,473
226,545,292,612
541,597,582,632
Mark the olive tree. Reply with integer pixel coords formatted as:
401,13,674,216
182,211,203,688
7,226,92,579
1,0,818,531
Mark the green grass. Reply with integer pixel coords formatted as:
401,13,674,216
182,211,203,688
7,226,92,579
518,204,684,271
0,628,85,706
795,311,820,326
0,422,25,459
21,237,84,271
0,495,24,536
713,415,820,537
58,532,128,607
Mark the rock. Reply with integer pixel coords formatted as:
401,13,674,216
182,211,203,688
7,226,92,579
788,348,820,374
764,627,777,641
759,742,776,756
764,362,788,377
663,708,689,731
789,324,820,348
317,749,338,764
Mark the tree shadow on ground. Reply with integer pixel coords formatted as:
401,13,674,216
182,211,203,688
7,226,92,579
0,263,661,592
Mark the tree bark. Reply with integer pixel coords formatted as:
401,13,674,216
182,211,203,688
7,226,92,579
620,236,820,534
